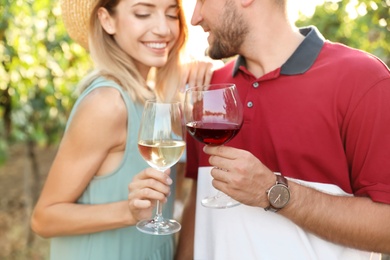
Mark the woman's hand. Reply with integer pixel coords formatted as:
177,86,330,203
181,58,224,90
127,168,172,221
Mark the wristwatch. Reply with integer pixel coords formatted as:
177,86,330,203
264,174,290,212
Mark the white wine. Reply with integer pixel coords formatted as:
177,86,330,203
138,140,186,170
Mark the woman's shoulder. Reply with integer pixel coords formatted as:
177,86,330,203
81,86,127,121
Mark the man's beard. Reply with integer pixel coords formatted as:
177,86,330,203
207,0,248,59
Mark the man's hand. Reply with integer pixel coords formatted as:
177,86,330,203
203,145,275,208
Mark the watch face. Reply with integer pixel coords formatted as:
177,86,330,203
268,184,290,208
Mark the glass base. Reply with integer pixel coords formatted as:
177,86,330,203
136,218,181,235
201,192,241,209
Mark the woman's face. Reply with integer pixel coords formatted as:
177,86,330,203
103,0,181,75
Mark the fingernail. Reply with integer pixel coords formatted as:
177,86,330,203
166,177,173,185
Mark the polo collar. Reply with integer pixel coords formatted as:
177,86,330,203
232,26,325,77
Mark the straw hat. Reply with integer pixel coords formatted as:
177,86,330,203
60,0,95,49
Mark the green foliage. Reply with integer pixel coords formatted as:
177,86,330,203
0,0,92,164
0,0,389,165
296,0,390,66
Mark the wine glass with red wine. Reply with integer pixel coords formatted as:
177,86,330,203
137,100,185,235
184,84,243,208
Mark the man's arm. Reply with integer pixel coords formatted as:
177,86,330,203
175,181,197,260
284,182,390,254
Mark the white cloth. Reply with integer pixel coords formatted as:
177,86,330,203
194,167,381,260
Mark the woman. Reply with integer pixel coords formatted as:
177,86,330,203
31,0,213,259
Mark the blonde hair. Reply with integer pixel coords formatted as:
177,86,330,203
79,0,188,103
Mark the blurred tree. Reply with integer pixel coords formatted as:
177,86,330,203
1,0,388,163
0,0,92,249
296,0,390,66
0,0,92,162
0,0,388,255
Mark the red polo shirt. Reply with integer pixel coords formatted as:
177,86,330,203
186,26,390,204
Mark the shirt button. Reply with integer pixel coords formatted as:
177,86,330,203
247,101,253,108
253,82,259,88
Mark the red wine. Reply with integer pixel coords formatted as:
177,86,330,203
186,121,241,145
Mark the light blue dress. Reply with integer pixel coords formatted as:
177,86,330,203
50,77,176,260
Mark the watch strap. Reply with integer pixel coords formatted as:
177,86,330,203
264,205,279,212
276,174,288,187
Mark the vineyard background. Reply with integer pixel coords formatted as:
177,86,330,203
0,0,389,259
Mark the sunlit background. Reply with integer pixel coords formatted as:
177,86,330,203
0,0,389,259
182,0,388,59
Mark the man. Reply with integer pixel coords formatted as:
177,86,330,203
176,0,390,259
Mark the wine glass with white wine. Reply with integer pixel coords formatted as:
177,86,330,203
137,100,185,235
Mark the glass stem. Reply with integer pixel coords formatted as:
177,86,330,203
214,191,224,198
153,169,167,224
154,201,164,223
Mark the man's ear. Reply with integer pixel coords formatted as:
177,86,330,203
240,0,255,8
98,7,116,35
